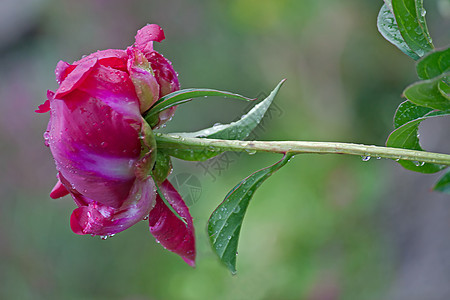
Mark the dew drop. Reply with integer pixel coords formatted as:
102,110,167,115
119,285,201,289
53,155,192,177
43,131,50,147
245,149,257,155
361,156,371,162
413,161,425,167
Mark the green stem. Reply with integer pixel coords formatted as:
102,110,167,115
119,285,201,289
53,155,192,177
155,133,450,166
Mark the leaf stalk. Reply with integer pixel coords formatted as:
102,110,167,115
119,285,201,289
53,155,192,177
156,133,450,166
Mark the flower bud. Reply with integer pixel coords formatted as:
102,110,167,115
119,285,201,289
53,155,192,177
38,24,196,266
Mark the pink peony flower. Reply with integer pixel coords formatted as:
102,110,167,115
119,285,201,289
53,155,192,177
37,24,195,266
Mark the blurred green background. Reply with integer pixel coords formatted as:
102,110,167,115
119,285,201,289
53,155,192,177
1,0,449,299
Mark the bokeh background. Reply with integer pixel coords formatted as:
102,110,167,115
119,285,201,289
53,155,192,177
1,0,449,299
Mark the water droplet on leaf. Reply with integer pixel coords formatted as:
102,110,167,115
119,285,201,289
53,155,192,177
245,149,257,155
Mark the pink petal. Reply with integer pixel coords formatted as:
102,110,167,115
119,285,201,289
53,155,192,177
76,63,141,120
36,90,56,114
35,100,50,113
48,89,143,208
55,58,98,98
145,51,180,128
55,60,72,84
75,49,128,72
70,177,156,236
50,177,70,199
146,51,180,97
149,180,196,267
134,24,165,54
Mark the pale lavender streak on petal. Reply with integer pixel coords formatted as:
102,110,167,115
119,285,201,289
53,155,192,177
73,148,137,180
48,91,142,208
70,178,156,236
52,142,137,208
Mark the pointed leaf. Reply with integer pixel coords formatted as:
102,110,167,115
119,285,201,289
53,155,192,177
377,3,419,60
391,0,434,58
158,80,285,161
393,100,433,129
433,171,450,194
416,48,450,80
438,79,450,100
403,73,450,110
144,88,254,120
178,80,285,140
207,154,293,274
387,109,450,173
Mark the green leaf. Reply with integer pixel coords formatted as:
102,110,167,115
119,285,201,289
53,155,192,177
438,78,450,100
403,73,450,110
377,3,419,60
207,154,293,274
387,109,450,173
433,171,450,194
152,151,172,183
391,0,434,58
144,88,254,121
416,48,450,80
393,100,433,128
158,80,285,161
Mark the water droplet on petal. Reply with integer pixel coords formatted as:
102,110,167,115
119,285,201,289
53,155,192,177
43,131,50,147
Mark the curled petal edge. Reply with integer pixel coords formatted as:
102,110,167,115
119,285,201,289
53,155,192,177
134,24,165,54
70,177,156,236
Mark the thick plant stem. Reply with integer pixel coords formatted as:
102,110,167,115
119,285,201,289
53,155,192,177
155,133,450,166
